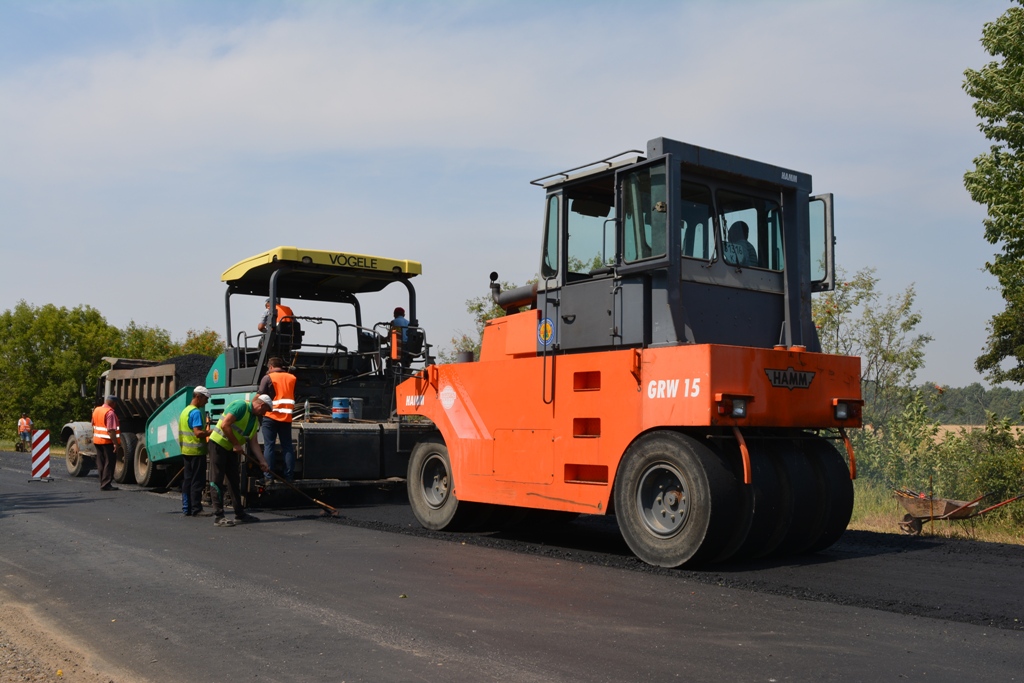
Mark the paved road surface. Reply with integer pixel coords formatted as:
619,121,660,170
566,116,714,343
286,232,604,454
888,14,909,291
0,450,1021,682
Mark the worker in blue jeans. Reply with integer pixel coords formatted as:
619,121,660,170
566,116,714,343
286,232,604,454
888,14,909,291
257,357,297,484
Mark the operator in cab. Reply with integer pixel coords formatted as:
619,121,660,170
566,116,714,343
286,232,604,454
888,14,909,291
392,306,409,342
725,221,758,268
258,298,295,333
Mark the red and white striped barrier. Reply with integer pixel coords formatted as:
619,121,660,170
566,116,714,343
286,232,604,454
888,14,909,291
30,430,53,482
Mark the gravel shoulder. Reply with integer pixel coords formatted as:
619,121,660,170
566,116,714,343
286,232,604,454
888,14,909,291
0,589,144,683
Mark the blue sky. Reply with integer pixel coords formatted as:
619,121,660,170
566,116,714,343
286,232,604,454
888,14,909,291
0,0,1010,387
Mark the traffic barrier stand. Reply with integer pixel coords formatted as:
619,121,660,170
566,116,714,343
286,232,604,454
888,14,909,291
29,430,53,482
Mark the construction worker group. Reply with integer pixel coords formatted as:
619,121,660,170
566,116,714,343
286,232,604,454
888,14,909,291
174,355,296,527
92,357,296,528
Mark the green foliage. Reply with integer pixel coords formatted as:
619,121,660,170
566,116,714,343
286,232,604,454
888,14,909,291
963,2,1024,383
854,392,1024,525
116,321,177,360
919,382,1024,424
178,328,225,357
0,302,225,440
0,301,121,439
438,279,535,363
813,267,932,426
115,322,224,360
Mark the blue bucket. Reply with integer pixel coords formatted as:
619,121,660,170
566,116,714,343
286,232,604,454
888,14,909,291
331,397,350,421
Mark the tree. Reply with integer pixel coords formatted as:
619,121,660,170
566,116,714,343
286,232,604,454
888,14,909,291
116,321,176,360
0,302,226,440
0,301,121,438
812,268,932,426
177,328,225,357
963,2,1024,383
438,280,525,363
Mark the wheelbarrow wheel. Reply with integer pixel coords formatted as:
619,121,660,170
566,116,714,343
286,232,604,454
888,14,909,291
898,513,922,536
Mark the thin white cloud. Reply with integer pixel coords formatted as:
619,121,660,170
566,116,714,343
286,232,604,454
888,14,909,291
0,0,1011,386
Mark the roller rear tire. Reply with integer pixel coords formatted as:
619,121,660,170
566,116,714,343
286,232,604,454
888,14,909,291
770,442,827,557
614,431,739,568
805,437,855,553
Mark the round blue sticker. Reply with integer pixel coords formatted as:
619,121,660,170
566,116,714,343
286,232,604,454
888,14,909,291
538,318,554,346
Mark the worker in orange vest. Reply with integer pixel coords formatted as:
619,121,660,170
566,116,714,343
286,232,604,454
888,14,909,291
91,396,121,491
258,298,295,333
17,413,32,451
257,357,297,484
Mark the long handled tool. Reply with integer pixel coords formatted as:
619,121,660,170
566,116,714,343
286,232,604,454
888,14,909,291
237,449,339,517
153,466,185,494
263,469,340,518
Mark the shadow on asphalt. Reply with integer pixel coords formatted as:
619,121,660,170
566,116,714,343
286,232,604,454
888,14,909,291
0,490,111,517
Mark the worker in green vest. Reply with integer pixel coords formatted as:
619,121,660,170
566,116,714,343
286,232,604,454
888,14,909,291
178,386,212,517
208,394,271,527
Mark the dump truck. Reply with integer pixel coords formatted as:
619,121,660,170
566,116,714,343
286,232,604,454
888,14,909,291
61,355,215,485
141,247,435,504
396,137,862,567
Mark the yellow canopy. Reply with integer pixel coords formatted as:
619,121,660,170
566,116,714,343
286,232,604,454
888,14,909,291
221,246,422,300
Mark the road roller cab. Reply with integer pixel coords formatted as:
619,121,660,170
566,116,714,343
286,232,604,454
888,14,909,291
397,138,862,568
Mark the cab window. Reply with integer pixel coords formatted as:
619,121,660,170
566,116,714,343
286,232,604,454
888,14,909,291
717,190,783,271
542,195,559,278
565,182,614,279
623,163,667,263
680,182,714,261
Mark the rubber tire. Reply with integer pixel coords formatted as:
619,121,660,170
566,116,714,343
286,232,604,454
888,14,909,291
614,431,739,568
712,438,787,562
133,438,164,487
114,433,138,485
770,442,826,557
407,436,480,531
65,435,94,478
805,437,855,553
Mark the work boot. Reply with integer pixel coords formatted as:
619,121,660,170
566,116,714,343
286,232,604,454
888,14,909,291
234,513,260,524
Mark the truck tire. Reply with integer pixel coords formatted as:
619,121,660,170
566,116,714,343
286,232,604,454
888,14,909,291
133,438,164,487
114,433,138,485
65,435,94,478
407,436,481,531
614,431,739,568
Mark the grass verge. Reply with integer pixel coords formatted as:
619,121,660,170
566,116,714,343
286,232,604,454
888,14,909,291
850,478,1024,545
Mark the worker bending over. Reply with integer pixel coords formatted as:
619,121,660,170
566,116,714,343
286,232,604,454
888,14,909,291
208,395,270,527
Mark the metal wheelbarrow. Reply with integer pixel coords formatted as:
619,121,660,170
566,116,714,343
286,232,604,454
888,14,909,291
894,488,1024,536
